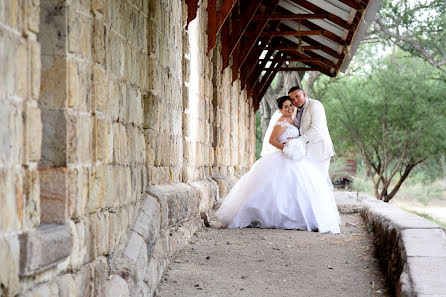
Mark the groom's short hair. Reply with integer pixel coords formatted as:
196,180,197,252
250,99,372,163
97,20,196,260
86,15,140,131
288,86,303,94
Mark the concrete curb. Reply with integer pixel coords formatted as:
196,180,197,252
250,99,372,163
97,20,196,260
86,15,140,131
335,192,446,297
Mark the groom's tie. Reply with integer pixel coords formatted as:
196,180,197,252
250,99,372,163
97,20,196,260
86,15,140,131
295,107,304,135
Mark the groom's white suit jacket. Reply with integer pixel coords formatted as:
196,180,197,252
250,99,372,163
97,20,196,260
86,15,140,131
293,98,335,162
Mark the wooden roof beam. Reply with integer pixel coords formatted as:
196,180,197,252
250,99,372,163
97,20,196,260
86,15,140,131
252,52,284,99
275,67,319,71
242,21,281,78
253,13,330,21
288,0,355,29
264,30,327,37
246,47,276,92
274,45,324,51
337,0,365,12
276,22,344,58
260,57,321,63
207,0,238,53
185,0,199,30
228,1,263,57
255,61,283,106
237,0,281,71
282,48,336,76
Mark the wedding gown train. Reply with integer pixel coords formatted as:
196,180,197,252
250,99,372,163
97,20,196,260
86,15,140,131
216,121,341,234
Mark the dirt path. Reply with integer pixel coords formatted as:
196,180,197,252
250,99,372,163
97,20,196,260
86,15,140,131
155,213,389,297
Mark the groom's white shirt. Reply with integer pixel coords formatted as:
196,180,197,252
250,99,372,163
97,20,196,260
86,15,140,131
293,98,335,162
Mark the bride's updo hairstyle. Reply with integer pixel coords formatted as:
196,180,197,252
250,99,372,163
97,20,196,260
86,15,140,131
276,96,291,109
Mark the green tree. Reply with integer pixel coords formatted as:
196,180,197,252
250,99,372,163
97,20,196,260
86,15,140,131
369,0,446,73
319,52,446,202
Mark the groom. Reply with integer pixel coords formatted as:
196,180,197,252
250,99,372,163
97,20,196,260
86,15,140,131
288,86,335,173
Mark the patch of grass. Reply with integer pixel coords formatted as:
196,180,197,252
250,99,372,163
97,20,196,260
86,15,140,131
406,210,446,229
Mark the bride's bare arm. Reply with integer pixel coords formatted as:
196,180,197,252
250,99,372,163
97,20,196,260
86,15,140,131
269,124,287,150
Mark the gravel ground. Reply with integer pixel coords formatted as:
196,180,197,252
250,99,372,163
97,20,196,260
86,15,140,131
155,213,390,297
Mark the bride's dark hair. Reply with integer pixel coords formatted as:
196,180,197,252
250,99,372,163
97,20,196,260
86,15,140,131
276,96,291,109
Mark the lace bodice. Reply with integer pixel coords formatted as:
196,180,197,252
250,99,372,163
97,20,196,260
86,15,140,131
275,121,300,144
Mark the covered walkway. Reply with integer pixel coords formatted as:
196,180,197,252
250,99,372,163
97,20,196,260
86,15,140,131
156,199,389,297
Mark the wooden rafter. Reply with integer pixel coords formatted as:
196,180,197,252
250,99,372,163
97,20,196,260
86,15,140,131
289,0,356,29
265,30,327,37
276,22,343,59
253,52,284,99
201,0,377,105
275,45,324,51
221,18,230,71
256,61,283,105
260,57,322,63
185,0,199,30
275,67,318,71
207,0,238,53
228,1,263,57
247,48,275,92
253,13,331,21
236,0,281,71
243,21,281,75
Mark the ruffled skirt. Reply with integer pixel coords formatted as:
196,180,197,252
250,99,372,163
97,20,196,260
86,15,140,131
216,152,341,234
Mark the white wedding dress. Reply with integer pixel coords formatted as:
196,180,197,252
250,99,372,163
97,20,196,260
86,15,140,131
216,121,341,234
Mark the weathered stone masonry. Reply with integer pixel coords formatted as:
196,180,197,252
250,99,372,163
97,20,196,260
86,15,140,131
0,0,255,296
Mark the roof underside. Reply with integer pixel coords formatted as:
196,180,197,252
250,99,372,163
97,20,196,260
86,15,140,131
185,0,381,109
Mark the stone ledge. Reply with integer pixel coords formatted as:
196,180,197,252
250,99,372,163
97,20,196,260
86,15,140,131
19,224,73,276
110,179,218,296
335,192,446,297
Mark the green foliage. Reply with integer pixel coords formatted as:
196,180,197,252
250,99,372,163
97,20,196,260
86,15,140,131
318,49,446,201
372,0,446,71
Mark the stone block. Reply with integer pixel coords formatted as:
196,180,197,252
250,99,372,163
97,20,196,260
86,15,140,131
68,10,81,54
89,257,108,297
72,263,93,297
144,129,156,165
131,194,161,248
399,229,446,258
28,281,59,297
16,42,28,98
87,165,105,213
0,168,23,232
0,102,12,165
69,218,89,268
89,213,108,259
39,167,71,224
27,0,40,33
40,56,67,109
93,117,110,163
190,179,218,213
31,41,41,99
92,15,105,64
363,203,442,231
399,257,446,296
104,275,129,297
70,166,89,219
67,59,79,108
143,92,160,130
55,274,76,297
24,103,42,163
19,223,73,276
92,0,106,14
91,66,108,113
23,168,40,229
108,212,123,252
0,235,20,297
39,108,67,167
39,1,68,56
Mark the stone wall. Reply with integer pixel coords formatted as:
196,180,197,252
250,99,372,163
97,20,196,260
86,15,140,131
0,0,255,296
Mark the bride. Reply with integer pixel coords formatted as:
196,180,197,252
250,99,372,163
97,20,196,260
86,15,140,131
216,96,341,234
